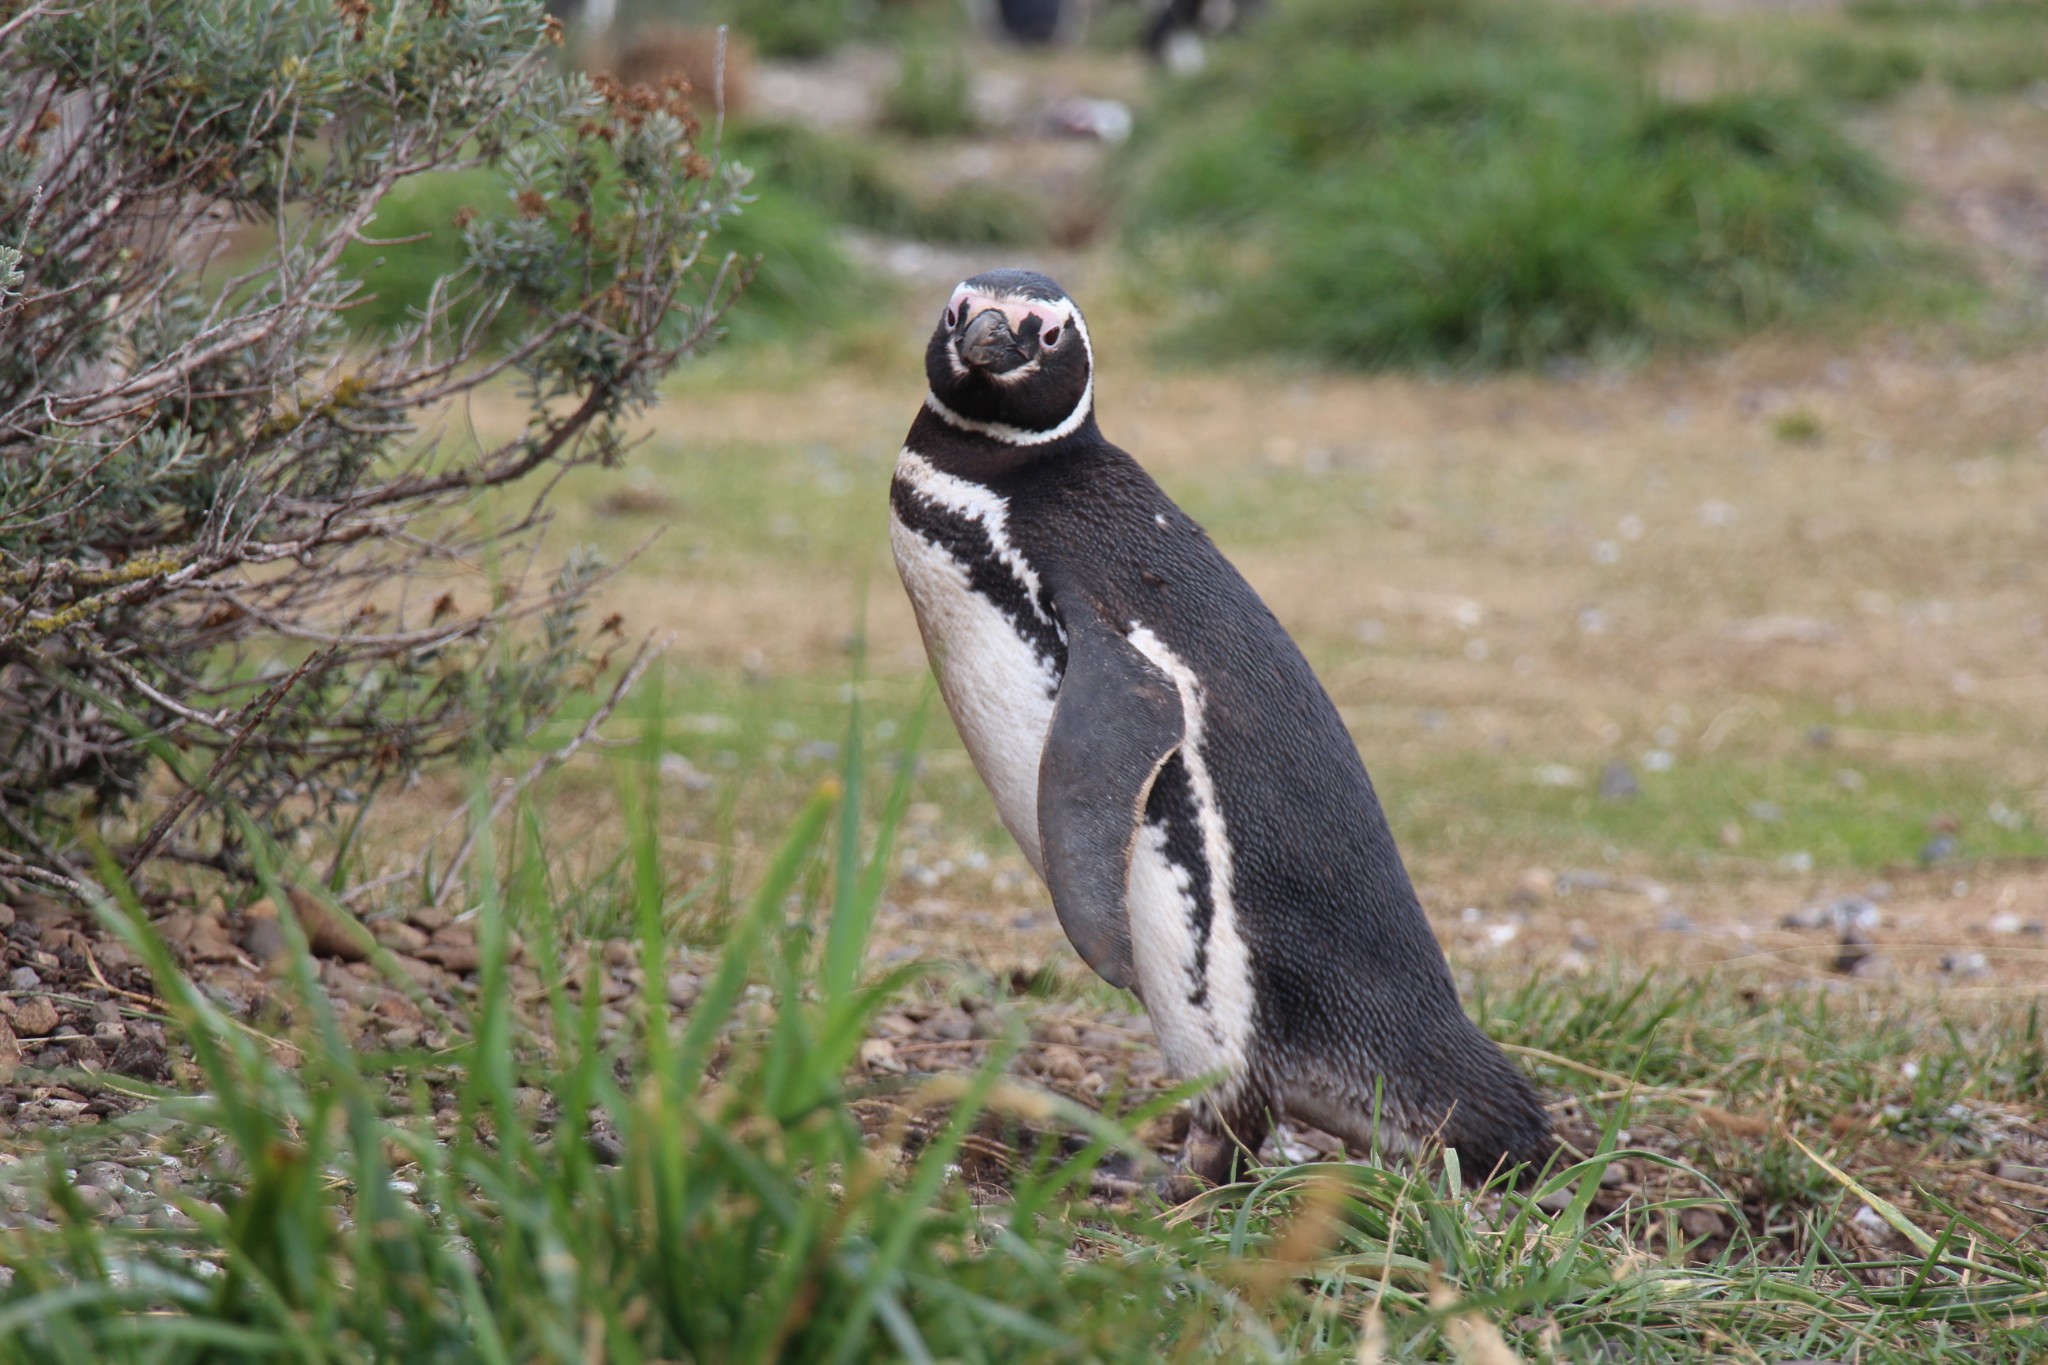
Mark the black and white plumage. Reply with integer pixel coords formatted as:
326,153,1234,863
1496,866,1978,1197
889,269,1552,1188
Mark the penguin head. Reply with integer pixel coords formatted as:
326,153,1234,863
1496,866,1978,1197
924,269,1094,444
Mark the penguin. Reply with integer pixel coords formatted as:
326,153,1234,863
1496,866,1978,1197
888,269,1553,1190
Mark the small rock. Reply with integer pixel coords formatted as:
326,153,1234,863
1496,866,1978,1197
1993,1161,2045,1185
0,1018,17,1079
372,920,429,955
1597,760,1639,800
182,911,244,964
858,1038,905,1074
408,903,454,933
1512,867,1555,904
6,967,41,992
389,954,439,987
76,1162,135,1191
145,1203,197,1231
1036,1044,1085,1083
373,993,426,1029
1599,1163,1629,1188
70,1184,122,1217
1677,1206,1727,1240
1044,95,1134,143
1658,910,1696,933
420,942,481,974
93,940,141,973
659,752,716,791
1034,1020,1079,1046
665,972,701,1009
1919,832,1960,866
239,915,289,965
109,1033,171,1083
381,1026,421,1050
1939,951,1990,980
92,1020,127,1045
11,997,59,1038
1833,928,1879,976
602,939,635,968
920,1008,974,1042
280,886,370,962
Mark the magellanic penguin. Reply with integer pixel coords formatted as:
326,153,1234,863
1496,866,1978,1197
888,269,1553,1189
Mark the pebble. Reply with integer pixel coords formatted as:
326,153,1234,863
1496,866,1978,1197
1940,951,1991,980
1034,1020,1079,1046
1598,760,1640,800
240,916,289,964
921,1008,973,1042
409,903,454,932
372,921,430,955
1677,1206,1727,1240
1834,928,1883,977
11,996,60,1037
1784,897,1880,933
858,1038,905,1074
75,1162,136,1191
146,1203,198,1231
658,753,715,791
6,967,40,991
70,1184,122,1216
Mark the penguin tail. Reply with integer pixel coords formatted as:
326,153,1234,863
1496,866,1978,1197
1430,1045,1557,1186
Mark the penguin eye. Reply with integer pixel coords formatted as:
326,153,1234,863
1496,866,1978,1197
943,305,958,328
1041,323,1061,348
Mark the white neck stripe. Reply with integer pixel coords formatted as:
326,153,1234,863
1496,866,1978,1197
923,377,1094,447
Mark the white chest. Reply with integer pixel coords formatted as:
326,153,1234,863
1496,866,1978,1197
889,459,1061,873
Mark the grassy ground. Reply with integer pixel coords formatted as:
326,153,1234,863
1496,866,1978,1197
8,1,2048,1358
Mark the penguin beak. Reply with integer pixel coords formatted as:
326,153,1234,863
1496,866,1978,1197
957,307,1030,376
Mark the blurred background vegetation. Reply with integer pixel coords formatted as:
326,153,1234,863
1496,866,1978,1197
338,0,2048,367
8,2,2048,1358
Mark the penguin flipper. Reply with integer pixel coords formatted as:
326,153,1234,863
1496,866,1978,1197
1037,604,1185,992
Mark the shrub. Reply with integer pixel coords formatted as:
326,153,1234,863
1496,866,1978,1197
1800,38,1927,103
714,0,852,59
339,160,864,343
0,0,749,903
880,41,978,139
1117,0,1938,368
731,121,1044,246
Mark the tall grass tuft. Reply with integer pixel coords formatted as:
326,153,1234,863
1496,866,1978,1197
1118,0,1952,369
2,698,2045,1360
0,710,1278,1361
